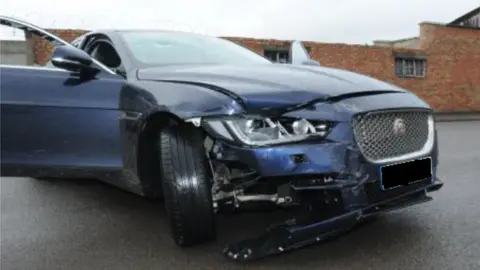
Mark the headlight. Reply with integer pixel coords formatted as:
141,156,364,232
205,116,332,146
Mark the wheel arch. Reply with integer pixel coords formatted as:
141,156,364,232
136,110,208,198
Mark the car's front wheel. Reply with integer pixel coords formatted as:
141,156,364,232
158,124,216,247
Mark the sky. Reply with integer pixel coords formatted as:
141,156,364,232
1,0,479,44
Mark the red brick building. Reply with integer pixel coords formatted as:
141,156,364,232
30,9,480,113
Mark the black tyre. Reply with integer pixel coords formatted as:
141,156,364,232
158,124,216,247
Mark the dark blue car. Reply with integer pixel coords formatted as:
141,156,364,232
0,16,443,260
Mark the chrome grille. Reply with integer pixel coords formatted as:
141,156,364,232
352,110,432,162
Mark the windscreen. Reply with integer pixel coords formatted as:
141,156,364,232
120,31,272,67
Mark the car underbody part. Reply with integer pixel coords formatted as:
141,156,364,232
209,162,298,213
222,180,443,261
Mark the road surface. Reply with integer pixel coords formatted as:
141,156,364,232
1,121,480,270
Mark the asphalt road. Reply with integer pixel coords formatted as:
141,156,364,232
1,121,480,270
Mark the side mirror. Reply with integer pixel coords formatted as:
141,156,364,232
51,45,99,73
290,40,321,67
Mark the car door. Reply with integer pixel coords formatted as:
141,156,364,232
0,17,127,176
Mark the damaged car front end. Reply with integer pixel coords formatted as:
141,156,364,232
191,82,443,260
132,39,444,260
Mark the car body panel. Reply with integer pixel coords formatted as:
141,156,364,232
136,64,416,113
0,66,126,170
123,80,244,119
280,91,432,122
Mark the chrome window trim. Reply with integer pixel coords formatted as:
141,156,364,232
0,64,67,72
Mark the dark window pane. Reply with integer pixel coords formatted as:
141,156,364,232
264,51,277,62
404,59,414,76
264,50,290,63
414,60,425,76
395,58,404,75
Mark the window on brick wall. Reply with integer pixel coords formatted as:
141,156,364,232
394,57,426,78
264,49,290,63
264,46,312,64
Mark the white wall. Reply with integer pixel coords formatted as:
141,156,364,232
0,40,29,65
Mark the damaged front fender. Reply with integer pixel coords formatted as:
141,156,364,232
120,80,246,124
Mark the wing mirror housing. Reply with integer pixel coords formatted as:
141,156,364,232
51,45,100,74
290,40,321,67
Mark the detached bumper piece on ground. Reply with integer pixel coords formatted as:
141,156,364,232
223,179,443,261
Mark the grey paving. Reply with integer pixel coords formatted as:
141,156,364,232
1,121,480,270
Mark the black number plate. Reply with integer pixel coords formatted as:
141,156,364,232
380,157,432,190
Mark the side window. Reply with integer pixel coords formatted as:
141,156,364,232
88,41,122,69
0,21,93,69
71,37,84,48
0,19,116,75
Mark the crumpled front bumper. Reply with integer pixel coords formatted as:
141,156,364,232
217,119,441,261
223,177,443,261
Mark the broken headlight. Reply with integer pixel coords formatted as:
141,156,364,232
206,117,332,146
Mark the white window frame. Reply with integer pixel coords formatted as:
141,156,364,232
395,57,426,78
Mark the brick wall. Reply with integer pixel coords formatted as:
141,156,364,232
29,23,480,112
30,30,88,64
417,23,480,111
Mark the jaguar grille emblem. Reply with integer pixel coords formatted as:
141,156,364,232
393,118,406,136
